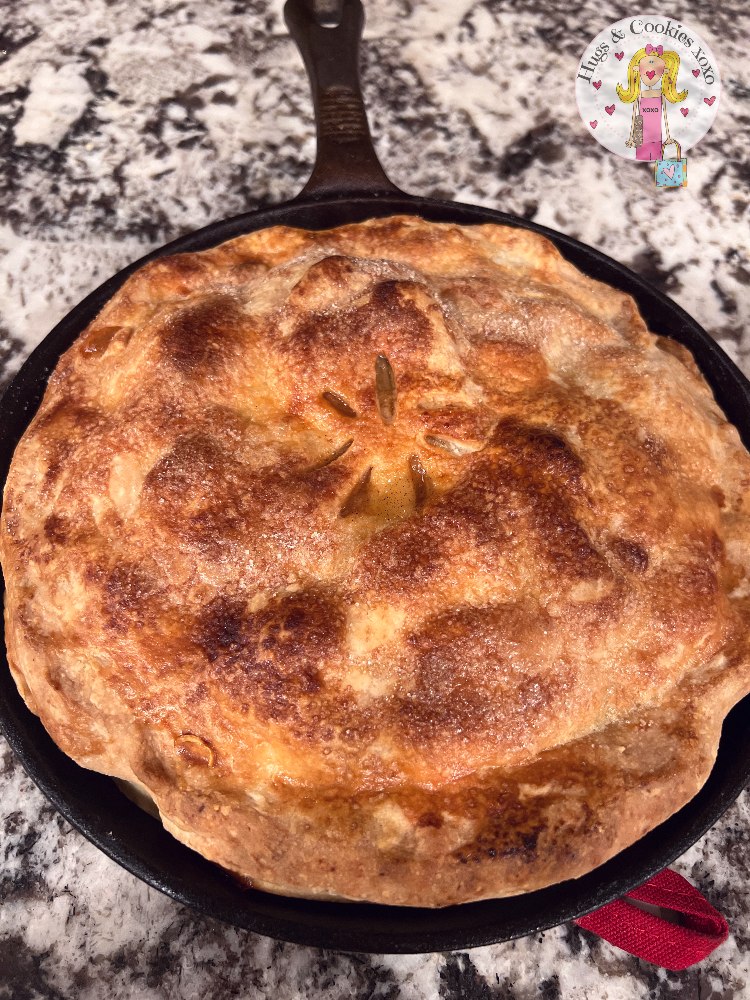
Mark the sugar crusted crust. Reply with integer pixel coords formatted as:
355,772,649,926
3,216,750,906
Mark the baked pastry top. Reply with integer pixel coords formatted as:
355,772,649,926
2,216,750,906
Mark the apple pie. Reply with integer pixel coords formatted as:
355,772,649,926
2,216,750,906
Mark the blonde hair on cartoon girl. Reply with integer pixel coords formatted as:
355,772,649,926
616,48,688,103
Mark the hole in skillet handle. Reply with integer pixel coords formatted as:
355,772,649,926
284,0,410,201
312,0,343,27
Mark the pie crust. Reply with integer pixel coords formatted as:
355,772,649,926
3,216,750,906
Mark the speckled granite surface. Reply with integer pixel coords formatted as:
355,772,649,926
1,1,749,997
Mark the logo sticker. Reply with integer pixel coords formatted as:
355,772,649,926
576,14,720,184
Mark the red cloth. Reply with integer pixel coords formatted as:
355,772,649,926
573,869,729,971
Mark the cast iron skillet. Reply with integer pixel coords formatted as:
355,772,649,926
0,0,748,954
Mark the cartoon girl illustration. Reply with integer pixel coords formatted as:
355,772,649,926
617,44,687,161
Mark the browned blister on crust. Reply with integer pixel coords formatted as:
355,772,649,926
3,216,750,906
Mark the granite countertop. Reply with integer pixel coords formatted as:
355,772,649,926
1,0,749,997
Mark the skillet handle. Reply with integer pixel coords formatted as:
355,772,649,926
284,0,405,200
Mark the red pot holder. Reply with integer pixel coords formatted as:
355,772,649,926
574,869,729,971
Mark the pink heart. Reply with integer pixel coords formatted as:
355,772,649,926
646,70,656,80
590,120,598,129
615,51,624,60
692,68,700,77
681,107,689,117
704,95,716,106
605,105,615,116
663,164,675,179
593,80,602,90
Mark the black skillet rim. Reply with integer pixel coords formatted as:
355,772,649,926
1,193,749,954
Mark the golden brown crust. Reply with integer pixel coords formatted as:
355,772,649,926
3,215,750,905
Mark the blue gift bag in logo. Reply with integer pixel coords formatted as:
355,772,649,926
655,140,687,188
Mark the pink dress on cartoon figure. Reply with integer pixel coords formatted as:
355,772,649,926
637,96,663,161
617,45,688,161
